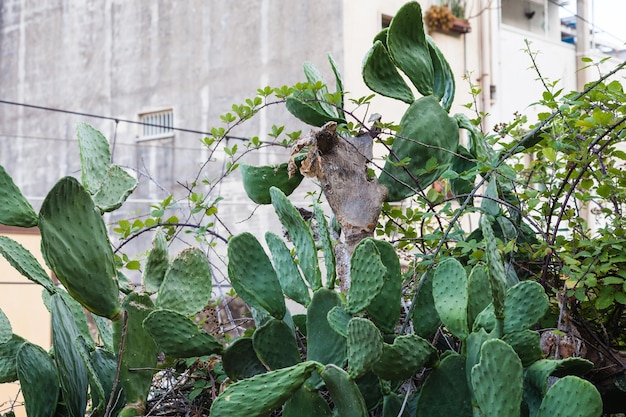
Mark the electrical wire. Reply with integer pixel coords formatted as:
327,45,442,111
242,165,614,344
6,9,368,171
0,99,253,142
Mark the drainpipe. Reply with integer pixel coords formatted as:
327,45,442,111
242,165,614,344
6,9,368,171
576,0,590,90
480,0,493,130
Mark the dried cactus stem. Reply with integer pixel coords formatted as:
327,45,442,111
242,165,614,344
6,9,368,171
293,122,387,290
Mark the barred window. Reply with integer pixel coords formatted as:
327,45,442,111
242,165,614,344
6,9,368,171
138,109,174,140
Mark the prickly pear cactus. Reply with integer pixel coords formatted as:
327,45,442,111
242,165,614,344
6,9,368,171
143,308,222,358
471,339,523,417
228,231,287,319
346,238,386,314
347,318,383,379
0,165,38,227
252,317,301,370
432,257,469,340
320,364,369,417
265,231,310,306
366,240,402,333
142,228,169,293
156,247,213,316
210,361,319,417
39,176,121,319
270,187,321,290
536,376,602,417
306,288,347,367
372,334,437,381
415,352,472,417
16,342,59,417
113,292,158,417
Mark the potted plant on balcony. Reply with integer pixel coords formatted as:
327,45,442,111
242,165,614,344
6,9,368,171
424,1,471,34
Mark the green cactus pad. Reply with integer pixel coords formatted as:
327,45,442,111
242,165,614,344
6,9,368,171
252,318,301,370
467,263,491,328
0,165,38,227
464,328,492,388
415,352,472,417
411,271,441,338
0,309,11,344
283,387,332,417
480,216,507,320
355,372,384,411
346,238,386,314
0,235,55,292
503,281,549,334
536,376,602,417
314,203,336,289
50,293,88,417
265,231,310,306
426,36,455,112
378,95,459,201
383,393,417,417
222,337,267,381
89,348,123,417
75,335,108,416
143,308,222,358
347,318,383,379
362,41,415,104
502,329,542,367
76,122,111,193
471,339,523,417
525,358,594,396
321,364,369,417
372,334,437,381
113,292,158,414
327,305,352,337
306,288,347,366
270,187,321,290
92,164,138,212
92,311,113,350
210,361,319,417
43,290,95,351
156,247,213,316
366,240,402,333
433,257,469,340
16,342,59,417
0,333,26,383
142,228,169,293
293,314,307,336
39,176,120,319
241,161,304,205
472,303,496,333
386,1,433,96
228,232,286,319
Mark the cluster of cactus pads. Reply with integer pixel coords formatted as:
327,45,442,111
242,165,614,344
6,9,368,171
208,185,602,417
0,121,603,416
0,123,220,417
0,2,604,417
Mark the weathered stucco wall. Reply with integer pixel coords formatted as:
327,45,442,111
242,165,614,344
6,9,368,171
0,0,348,265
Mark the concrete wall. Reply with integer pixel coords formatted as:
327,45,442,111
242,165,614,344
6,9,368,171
0,0,347,292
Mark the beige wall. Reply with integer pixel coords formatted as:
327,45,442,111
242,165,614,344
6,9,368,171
0,227,51,417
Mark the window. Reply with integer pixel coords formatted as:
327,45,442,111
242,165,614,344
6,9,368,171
382,14,393,29
137,109,174,141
